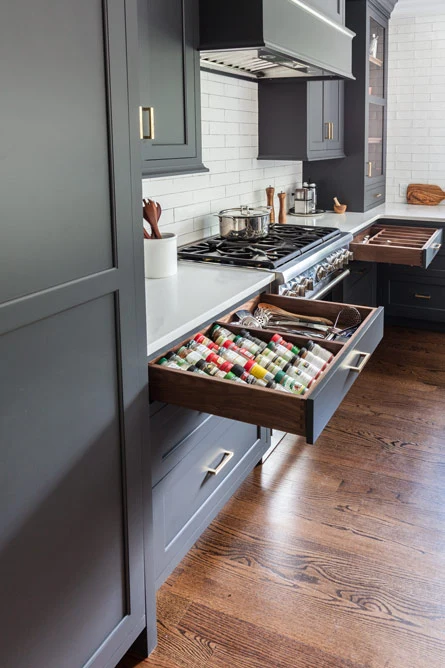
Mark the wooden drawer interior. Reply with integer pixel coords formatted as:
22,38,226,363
148,293,382,442
350,224,442,268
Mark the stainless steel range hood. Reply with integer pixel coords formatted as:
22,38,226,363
199,0,355,80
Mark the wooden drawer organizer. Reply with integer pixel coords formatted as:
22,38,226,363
149,293,384,444
350,224,442,268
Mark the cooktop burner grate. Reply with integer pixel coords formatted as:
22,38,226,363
178,225,342,269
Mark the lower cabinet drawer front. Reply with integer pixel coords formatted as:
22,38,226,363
152,420,267,586
385,278,445,322
306,306,384,442
149,403,216,486
364,183,385,209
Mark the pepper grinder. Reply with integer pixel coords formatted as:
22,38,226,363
266,185,275,224
278,191,287,224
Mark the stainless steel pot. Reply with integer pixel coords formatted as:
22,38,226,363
216,205,271,240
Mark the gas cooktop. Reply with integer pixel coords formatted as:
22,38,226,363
178,225,343,270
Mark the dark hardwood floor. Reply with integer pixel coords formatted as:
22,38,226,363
120,326,445,668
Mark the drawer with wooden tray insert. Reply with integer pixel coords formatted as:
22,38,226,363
149,293,384,444
350,224,443,268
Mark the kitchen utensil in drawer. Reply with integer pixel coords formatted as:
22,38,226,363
256,303,333,326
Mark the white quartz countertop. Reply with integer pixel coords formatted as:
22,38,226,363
290,203,445,236
145,203,445,358
145,263,273,358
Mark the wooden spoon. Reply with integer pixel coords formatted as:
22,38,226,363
143,198,162,239
257,303,333,326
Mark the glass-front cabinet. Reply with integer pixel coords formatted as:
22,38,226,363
366,8,387,186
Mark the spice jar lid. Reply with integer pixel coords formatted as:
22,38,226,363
244,359,255,373
274,370,286,384
219,361,232,373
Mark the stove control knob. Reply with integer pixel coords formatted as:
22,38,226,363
333,258,343,270
348,250,354,262
306,278,314,291
297,285,307,297
326,263,335,274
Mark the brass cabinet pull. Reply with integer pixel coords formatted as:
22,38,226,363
330,122,334,140
367,161,372,178
432,243,442,250
208,450,234,476
139,106,155,140
414,293,431,300
374,193,383,198
348,352,371,373
325,122,331,140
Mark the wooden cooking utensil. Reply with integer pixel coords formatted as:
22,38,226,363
257,303,333,326
143,198,162,239
277,192,287,223
407,184,445,206
266,185,275,223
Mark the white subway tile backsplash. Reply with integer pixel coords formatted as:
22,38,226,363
142,71,302,241
386,13,445,203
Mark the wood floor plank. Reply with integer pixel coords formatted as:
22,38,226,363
118,327,445,668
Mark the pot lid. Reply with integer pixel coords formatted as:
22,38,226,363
219,205,271,218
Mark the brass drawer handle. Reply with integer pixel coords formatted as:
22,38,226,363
208,450,234,476
325,122,331,140
330,122,334,140
348,352,371,373
432,243,442,250
414,293,431,300
139,106,155,140
374,193,383,198
367,161,372,178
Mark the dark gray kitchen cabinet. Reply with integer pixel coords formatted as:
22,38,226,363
342,261,377,306
308,80,345,159
258,78,345,161
149,405,270,587
138,0,207,177
0,1,155,666
306,0,345,24
377,219,445,324
303,0,397,211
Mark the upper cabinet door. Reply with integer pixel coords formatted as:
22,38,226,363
323,79,344,154
307,80,345,160
304,0,345,24
138,0,206,177
366,7,387,184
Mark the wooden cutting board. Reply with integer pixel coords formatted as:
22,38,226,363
407,183,445,206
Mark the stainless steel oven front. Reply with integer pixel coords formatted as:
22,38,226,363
271,233,354,300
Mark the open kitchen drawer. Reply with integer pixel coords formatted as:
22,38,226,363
149,294,384,444
350,225,443,268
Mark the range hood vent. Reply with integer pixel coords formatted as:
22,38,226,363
199,0,355,81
